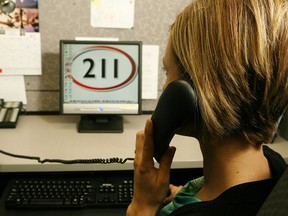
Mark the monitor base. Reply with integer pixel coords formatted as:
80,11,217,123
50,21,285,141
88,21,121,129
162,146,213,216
78,115,123,133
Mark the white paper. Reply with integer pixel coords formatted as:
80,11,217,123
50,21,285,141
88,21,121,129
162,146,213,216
91,0,135,29
142,45,159,99
75,37,119,41
0,76,27,104
0,29,42,75
0,2,41,75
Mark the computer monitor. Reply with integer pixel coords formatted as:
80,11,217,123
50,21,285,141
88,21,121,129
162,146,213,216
60,40,142,133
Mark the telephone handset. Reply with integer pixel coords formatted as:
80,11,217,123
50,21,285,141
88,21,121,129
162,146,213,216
151,80,200,163
0,99,23,128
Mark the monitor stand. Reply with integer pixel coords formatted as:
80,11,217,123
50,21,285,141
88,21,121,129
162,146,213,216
78,115,123,133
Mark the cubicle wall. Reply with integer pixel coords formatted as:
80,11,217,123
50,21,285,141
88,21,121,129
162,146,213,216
24,0,192,112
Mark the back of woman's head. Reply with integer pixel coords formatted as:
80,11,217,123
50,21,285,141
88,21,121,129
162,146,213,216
170,0,288,144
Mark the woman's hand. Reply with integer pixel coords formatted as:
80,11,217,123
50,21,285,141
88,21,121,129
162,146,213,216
126,119,176,216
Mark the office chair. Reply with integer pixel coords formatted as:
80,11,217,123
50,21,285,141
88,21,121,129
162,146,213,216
256,167,288,216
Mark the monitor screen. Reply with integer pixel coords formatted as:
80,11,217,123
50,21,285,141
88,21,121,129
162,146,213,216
60,40,142,133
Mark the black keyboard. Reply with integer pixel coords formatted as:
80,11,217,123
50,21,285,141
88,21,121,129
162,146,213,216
4,176,133,209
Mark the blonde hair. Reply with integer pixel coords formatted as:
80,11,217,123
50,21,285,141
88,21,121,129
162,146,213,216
170,0,288,144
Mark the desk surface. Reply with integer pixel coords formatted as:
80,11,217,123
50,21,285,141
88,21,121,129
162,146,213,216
0,114,287,172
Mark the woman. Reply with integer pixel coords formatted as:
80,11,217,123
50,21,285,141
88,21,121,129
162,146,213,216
127,0,288,215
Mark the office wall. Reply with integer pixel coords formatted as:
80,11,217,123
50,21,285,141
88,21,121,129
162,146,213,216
24,0,192,112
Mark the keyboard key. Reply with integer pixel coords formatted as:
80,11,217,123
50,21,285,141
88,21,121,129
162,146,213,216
30,198,64,206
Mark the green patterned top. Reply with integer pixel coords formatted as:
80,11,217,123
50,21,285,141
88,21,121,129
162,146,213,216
159,176,204,216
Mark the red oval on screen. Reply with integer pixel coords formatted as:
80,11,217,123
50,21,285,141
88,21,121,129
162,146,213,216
70,45,137,91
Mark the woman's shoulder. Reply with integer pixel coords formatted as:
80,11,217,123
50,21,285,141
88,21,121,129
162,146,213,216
168,178,278,216
263,145,287,178
167,146,287,216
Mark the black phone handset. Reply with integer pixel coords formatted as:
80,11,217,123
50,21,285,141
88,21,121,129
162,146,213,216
151,80,200,163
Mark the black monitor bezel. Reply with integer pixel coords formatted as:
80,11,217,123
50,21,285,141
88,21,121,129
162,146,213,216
59,39,142,116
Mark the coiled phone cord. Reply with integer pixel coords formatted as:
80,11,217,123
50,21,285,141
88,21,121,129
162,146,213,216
0,149,134,164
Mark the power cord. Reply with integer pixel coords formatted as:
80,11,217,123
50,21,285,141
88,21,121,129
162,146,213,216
0,149,134,164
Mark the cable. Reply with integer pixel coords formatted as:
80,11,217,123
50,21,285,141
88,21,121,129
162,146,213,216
0,149,134,164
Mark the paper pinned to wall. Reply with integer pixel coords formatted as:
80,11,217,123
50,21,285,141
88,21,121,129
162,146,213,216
142,45,159,99
91,0,135,29
0,76,27,104
75,36,119,41
0,29,42,75
0,0,41,75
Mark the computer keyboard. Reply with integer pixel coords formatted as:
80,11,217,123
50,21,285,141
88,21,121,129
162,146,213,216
3,176,133,209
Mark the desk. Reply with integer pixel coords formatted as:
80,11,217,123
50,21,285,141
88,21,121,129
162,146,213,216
0,114,202,172
0,114,288,172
